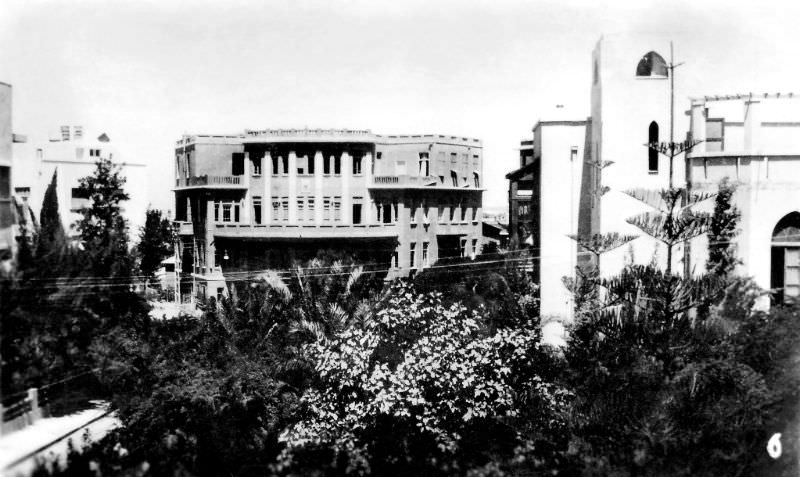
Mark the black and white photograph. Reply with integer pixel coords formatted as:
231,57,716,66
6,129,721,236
1,0,800,475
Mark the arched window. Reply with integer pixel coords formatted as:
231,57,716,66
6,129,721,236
771,212,800,303
648,121,659,172
636,51,668,77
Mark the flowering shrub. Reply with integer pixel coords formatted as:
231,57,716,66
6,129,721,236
277,283,567,475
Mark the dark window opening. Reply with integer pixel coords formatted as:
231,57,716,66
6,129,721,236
353,204,362,224
281,156,289,175
636,51,668,77
272,155,279,175
334,155,341,175
232,152,245,176
648,121,659,172
253,197,262,225
251,155,262,175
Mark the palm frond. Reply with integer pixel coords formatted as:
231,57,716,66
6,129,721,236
569,232,638,256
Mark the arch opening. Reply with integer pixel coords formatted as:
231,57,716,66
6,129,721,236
635,51,668,78
648,121,659,172
771,212,800,303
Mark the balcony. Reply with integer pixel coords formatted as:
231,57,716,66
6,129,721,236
213,222,398,240
175,221,194,235
370,175,483,190
175,175,247,190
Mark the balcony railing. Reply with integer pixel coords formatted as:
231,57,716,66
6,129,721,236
213,222,398,240
175,175,246,188
371,175,480,189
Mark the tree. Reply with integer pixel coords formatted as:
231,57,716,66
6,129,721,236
35,169,68,270
706,178,740,277
136,208,176,282
277,283,566,475
71,157,145,321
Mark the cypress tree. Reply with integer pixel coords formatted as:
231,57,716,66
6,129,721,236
35,169,68,269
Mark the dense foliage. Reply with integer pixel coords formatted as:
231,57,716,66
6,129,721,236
136,208,176,282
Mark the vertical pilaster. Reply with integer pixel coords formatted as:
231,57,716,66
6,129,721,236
242,152,251,224
264,151,272,224
314,151,323,223
687,104,705,166
341,151,351,224
744,100,761,154
288,151,297,223
205,195,216,274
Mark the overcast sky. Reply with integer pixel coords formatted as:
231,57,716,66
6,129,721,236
3,0,799,213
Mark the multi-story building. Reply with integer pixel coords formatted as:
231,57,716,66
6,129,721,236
508,32,800,325
12,126,148,240
687,94,800,306
173,128,484,302
506,120,591,319
0,82,14,263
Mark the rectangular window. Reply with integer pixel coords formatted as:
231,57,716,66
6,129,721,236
410,242,416,269
251,156,262,176
0,167,10,198
222,203,232,222
281,156,289,175
214,201,220,222
418,152,430,176
473,172,480,188
353,155,362,175
352,198,363,224
423,200,430,223
253,196,262,224
333,196,342,221
450,152,457,166
472,239,479,257
451,171,458,187
391,250,399,269
439,204,447,223
272,156,279,176
323,197,331,221
232,152,245,175
272,197,280,220
382,203,392,224
460,239,467,257
334,155,341,175
570,147,579,162
234,202,240,222
422,242,429,267
307,198,315,221
410,199,418,223
324,156,331,175
308,155,316,174
297,197,305,221
297,156,307,175
281,198,289,221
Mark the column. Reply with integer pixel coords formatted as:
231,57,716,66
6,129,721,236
288,151,297,223
364,152,373,225
689,101,706,155
314,151,324,223
341,151,351,224
263,151,272,224
242,152,251,224
205,195,216,274
744,99,761,154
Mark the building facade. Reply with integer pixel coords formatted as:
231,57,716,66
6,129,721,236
12,126,148,240
174,129,484,302
0,82,14,263
687,95,800,306
508,32,800,322
506,120,591,319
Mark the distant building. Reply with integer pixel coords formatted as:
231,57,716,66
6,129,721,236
0,81,29,266
12,126,148,240
173,129,484,302
687,94,800,305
